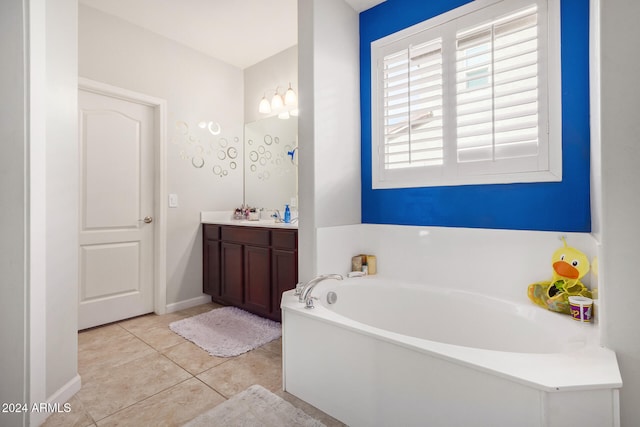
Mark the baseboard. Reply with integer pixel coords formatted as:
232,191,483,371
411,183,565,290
165,295,212,313
32,374,82,426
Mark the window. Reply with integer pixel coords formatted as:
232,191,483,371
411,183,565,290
371,0,561,189
383,38,444,170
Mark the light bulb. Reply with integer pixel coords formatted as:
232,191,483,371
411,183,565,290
284,83,297,106
259,96,271,114
271,90,284,110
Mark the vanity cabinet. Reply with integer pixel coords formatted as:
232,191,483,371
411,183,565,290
202,225,221,297
203,224,297,322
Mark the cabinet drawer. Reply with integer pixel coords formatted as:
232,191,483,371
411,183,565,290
221,226,270,246
203,224,220,240
272,230,297,250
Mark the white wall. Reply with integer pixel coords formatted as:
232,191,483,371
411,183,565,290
317,224,597,304
589,1,602,242
1,1,81,426
244,45,298,124
298,0,317,281
595,0,640,425
45,0,81,399
0,1,28,425
298,0,362,281
79,5,245,305
29,0,48,419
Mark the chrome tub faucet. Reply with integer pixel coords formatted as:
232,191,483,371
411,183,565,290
297,274,344,308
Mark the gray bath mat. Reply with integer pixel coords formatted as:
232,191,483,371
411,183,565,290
169,307,281,357
183,385,325,427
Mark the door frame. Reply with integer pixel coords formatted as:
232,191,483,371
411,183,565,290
78,77,168,316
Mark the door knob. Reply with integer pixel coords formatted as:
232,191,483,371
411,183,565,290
138,216,153,224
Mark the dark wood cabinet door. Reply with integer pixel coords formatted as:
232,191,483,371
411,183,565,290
271,249,298,321
221,242,244,306
203,238,221,297
244,245,271,315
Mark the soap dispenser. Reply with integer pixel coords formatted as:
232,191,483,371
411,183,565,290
284,204,291,224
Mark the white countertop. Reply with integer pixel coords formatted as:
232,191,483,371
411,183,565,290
200,211,298,229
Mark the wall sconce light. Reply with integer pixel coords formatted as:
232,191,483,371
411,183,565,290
271,89,284,110
259,84,297,119
284,83,297,106
259,94,271,114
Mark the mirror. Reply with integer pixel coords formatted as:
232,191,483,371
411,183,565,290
244,116,298,211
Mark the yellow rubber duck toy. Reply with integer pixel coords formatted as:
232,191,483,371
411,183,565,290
527,238,593,314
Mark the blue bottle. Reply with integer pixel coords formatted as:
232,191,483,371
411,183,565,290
284,204,291,223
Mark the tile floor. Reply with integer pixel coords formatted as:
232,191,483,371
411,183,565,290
42,302,345,427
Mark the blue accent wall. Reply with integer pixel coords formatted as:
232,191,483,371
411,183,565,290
360,0,591,232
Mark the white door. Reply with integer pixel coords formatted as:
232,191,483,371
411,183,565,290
78,88,155,330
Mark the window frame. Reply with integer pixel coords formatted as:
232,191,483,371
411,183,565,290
370,0,562,189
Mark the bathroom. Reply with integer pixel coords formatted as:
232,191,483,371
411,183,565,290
1,0,639,426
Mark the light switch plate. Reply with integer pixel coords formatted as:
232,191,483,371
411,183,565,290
168,193,178,208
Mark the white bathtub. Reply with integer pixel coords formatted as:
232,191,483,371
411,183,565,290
282,276,622,427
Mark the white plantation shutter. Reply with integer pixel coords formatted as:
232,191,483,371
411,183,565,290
371,0,561,189
456,6,539,163
383,39,444,169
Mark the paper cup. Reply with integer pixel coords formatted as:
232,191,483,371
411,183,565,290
568,296,593,322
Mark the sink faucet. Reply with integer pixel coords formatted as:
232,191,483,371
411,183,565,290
272,210,283,223
298,274,343,308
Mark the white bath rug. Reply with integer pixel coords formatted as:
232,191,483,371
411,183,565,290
183,385,326,427
169,307,281,357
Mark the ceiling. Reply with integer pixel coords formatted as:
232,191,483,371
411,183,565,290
78,0,386,69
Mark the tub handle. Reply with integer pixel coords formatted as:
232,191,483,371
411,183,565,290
326,291,338,304
305,297,317,309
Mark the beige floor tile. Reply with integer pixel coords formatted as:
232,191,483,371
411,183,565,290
77,352,191,422
162,341,228,375
275,390,347,427
196,347,282,398
78,324,130,348
132,325,186,351
175,302,224,317
116,303,221,337
96,378,226,427
68,303,339,426
41,395,95,427
78,332,156,379
118,312,186,336
259,337,282,355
